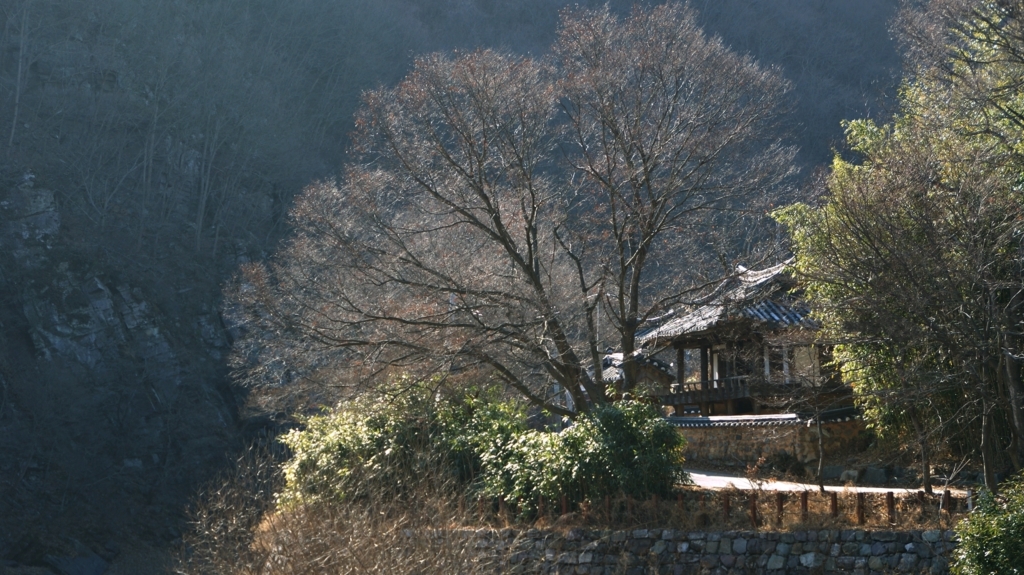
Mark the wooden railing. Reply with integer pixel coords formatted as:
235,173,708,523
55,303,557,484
658,377,750,405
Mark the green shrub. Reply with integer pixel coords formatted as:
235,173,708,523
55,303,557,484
477,401,687,509
278,379,523,506
952,471,1024,575
279,383,686,512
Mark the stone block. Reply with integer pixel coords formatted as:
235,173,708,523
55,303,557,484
872,531,897,542
651,541,666,555
719,538,731,554
732,538,747,554
863,467,887,484
720,555,736,568
800,552,825,568
676,542,689,554
776,543,791,556
897,553,917,572
766,555,785,570
841,469,862,482
704,541,718,554
823,465,844,480
837,556,856,569
921,530,941,543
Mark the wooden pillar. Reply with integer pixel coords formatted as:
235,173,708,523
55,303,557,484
700,346,709,389
676,346,686,385
764,344,771,381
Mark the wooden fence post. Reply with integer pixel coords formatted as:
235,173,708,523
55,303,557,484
886,492,895,525
856,493,865,525
776,492,785,526
749,493,759,526
830,492,838,518
966,489,973,511
801,491,809,523
942,490,952,514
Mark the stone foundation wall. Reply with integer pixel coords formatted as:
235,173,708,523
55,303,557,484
478,527,955,575
679,420,866,467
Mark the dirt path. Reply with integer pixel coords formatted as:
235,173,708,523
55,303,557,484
685,469,969,496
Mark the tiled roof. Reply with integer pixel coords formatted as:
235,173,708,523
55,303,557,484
637,260,816,346
596,351,673,383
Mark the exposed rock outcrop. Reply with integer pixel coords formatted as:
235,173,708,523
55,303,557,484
0,180,241,574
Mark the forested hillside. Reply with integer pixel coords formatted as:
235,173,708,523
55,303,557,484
0,0,900,572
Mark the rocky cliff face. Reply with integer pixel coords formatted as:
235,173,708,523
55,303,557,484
0,180,242,574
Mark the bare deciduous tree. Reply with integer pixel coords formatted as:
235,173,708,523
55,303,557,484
233,4,795,417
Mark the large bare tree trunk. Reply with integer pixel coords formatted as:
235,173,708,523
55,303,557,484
1003,332,1024,471
909,406,933,495
980,403,999,492
816,414,826,494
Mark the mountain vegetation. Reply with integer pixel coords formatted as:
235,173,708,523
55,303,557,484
0,0,907,572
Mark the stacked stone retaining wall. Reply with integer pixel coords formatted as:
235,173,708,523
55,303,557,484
475,527,955,574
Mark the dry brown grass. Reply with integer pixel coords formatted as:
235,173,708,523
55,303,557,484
177,445,505,575
177,448,965,575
